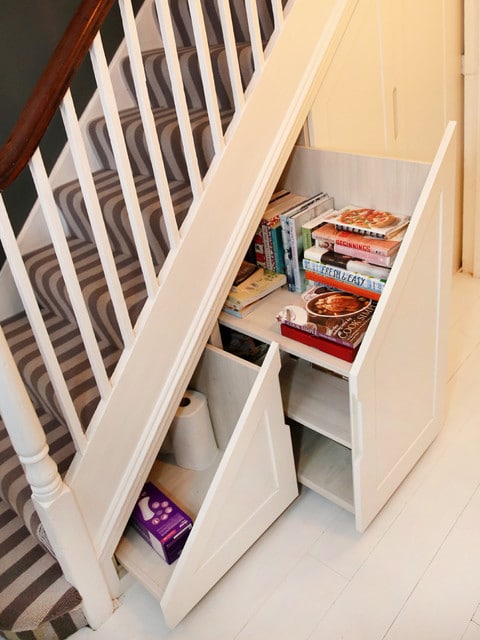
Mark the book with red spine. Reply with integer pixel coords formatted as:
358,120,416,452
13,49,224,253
276,285,376,350
305,271,381,301
279,323,359,362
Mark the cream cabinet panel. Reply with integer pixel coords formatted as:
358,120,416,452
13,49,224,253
309,0,460,163
308,0,386,155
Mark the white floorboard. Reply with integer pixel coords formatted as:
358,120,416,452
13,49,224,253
71,271,480,640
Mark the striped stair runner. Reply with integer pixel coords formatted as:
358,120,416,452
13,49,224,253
0,1,281,636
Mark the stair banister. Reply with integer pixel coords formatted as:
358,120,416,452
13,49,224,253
60,85,139,348
154,0,205,199
189,0,226,156
216,3,246,112
30,147,112,399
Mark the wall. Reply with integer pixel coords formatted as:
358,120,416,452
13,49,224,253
0,0,142,263
306,0,464,269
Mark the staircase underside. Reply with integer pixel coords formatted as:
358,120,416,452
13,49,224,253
0,0,357,634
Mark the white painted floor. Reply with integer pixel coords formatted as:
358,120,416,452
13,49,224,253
72,271,480,640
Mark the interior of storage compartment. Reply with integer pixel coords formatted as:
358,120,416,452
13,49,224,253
279,354,351,446
289,422,354,512
279,146,431,216
116,345,260,591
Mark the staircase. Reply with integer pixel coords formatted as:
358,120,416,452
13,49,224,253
0,0,357,637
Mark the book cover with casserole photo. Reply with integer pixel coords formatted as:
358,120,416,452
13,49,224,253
331,206,410,239
276,285,376,348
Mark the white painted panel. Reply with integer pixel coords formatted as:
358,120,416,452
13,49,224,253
350,123,457,531
159,342,297,627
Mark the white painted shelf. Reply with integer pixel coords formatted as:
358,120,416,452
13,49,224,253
290,423,354,512
280,355,351,447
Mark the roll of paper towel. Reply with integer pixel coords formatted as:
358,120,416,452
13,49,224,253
170,389,218,471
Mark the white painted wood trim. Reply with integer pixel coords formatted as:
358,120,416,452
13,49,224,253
462,0,480,275
29,148,111,399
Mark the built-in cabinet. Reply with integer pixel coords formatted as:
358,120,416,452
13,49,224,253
115,122,456,627
116,341,298,628
220,122,456,532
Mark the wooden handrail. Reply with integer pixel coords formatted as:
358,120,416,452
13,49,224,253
0,0,115,191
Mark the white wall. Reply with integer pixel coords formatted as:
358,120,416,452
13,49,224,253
306,0,464,269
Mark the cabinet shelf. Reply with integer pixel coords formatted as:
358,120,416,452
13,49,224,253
219,129,455,532
116,453,223,598
290,423,354,512
219,287,352,378
280,355,351,447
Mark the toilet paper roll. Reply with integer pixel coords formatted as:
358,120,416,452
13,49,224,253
170,389,218,471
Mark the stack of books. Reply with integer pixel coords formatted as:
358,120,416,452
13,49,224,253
223,261,287,318
276,205,410,362
304,205,409,300
276,285,376,362
252,189,335,292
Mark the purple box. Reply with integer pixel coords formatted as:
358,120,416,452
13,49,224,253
130,482,193,564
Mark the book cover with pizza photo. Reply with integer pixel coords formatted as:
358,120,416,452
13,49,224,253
331,205,410,239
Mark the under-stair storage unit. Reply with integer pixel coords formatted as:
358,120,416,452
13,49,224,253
220,122,457,533
116,340,298,628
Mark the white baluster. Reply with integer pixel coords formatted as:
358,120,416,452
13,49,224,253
154,0,205,200
29,148,111,399
118,0,183,255
189,0,225,155
61,89,139,344
0,194,86,452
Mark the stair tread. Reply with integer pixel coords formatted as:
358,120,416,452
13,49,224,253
23,237,148,350
88,106,234,182
1,310,121,433
0,497,87,638
54,170,192,266
122,42,255,112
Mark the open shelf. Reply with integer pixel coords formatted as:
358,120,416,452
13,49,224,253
280,355,351,447
219,288,352,377
290,422,354,512
116,452,223,598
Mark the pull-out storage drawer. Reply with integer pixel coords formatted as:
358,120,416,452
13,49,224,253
220,122,457,533
116,341,297,628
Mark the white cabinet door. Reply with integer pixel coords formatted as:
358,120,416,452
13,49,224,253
350,123,457,532
308,0,460,163
160,342,298,627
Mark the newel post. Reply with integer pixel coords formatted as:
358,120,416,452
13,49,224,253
0,326,114,629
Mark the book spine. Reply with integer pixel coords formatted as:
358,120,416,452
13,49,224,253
261,222,275,271
332,244,397,267
254,228,266,269
334,223,387,240
279,323,357,362
305,271,381,302
271,225,285,274
304,248,391,280
279,317,357,347
330,235,394,256
280,214,295,292
288,216,303,293
304,257,385,292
